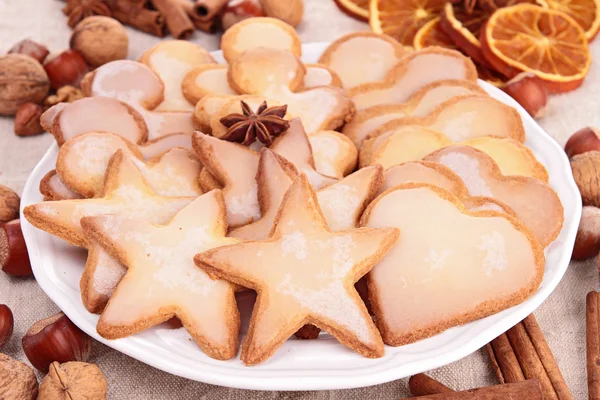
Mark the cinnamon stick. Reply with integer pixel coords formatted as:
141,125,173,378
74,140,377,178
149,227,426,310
587,291,600,399
112,0,166,37
193,0,228,21
408,374,454,396
176,0,219,33
404,380,543,399
487,315,573,400
151,0,194,39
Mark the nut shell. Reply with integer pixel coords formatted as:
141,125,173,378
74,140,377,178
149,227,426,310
22,312,92,373
0,353,38,400
39,361,107,400
0,305,14,349
0,185,20,223
260,0,303,27
573,206,600,260
8,39,50,64
565,127,600,158
571,151,600,208
502,72,547,119
0,219,32,277
0,54,50,116
14,102,44,136
70,16,128,68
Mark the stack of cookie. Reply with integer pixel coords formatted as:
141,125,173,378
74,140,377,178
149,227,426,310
24,17,563,365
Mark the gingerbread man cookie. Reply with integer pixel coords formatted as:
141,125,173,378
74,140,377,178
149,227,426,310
195,175,399,364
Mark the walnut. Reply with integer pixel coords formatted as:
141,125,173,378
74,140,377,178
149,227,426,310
70,16,128,68
39,361,107,400
44,85,84,109
0,54,50,116
0,353,39,400
0,185,20,223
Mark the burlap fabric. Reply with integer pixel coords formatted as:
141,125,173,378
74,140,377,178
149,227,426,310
0,0,596,397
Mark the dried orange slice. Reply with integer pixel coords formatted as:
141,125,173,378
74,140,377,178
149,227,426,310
370,0,447,46
482,3,591,92
542,0,600,40
334,0,370,21
414,17,459,49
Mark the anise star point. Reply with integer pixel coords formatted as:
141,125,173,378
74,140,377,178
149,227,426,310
220,100,290,146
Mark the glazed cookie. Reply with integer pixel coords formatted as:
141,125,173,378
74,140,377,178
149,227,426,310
82,190,241,360
139,40,216,111
80,242,126,314
424,145,564,247
41,97,148,146
81,60,195,140
318,32,406,89
195,175,399,364
221,17,302,62
360,129,544,181
24,150,194,248
182,64,238,105
138,133,193,159
39,170,83,201
348,47,478,111
303,64,343,89
360,183,544,346
308,131,358,179
198,167,223,192
342,80,486,147
193,95,238,133
361,94,526,147
380,161,516,216
56,132,202,198
230,148,382,240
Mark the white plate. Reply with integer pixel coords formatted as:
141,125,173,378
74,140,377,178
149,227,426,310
20,43,581,391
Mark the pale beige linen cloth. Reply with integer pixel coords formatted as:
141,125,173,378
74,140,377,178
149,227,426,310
0,0,597,398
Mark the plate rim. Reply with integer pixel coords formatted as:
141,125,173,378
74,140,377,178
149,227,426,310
19,42,582,391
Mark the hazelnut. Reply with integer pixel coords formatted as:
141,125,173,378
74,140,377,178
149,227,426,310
14,102,44,136
39,361,107,400
0,54,50,116
0,305,13,349
571,151,600,208
502,72,548,119
221,0,265,31
22,312,92,373
8,39,50,64
44,50,89,90
0,185,20,222
0,353,38,400
260,0,303,27
573,206,600,260
0,219,33,277
70,16,128,68
565,127,600,158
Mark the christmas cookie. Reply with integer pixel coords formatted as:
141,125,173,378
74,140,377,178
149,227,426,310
81,190,240,360
182,64,238,105
360,183,544,346
303,64,343,89
39,170,83,201
424,146,564,247
221,17,302,62
318,32,406,89
195,175,399,364
348,47,478,111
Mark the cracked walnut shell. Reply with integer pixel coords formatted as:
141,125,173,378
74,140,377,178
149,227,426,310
571,151,600,208
0,353,38,400
39,361,107,400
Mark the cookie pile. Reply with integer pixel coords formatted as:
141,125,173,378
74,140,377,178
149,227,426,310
25,17,563,365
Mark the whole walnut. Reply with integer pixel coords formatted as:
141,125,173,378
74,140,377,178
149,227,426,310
0,353,38,400
39,361,107,400
70,16,128,68
0,54,50,116
0,185,20,222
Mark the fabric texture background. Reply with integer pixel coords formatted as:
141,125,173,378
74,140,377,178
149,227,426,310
0,0,596,398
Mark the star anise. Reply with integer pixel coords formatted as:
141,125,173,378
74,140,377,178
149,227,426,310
63,0,112,28
219,101,290,146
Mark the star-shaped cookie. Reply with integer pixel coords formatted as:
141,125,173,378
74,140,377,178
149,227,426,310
24,150,194,248
195,175,399,364
81,190,240,360
230,148,382,240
